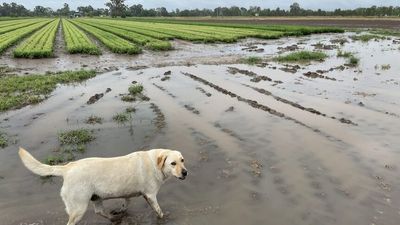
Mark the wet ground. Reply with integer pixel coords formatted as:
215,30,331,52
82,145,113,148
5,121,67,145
0,32,400,225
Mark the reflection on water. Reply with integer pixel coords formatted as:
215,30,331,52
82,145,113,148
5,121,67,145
1,33,400,225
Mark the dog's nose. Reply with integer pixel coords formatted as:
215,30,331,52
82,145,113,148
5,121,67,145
182,169,188,177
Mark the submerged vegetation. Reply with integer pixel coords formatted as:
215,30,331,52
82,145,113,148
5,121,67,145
113,112,131,124
348,56,360,66
243,56,262,65
337,50,359,66
0,132,7,148
275,51,327,62
0,70,96,112
128,84,144,95
85,115,103,124
58,129,94,146
44,129,95,165
337,50,353,58
350,34,385,42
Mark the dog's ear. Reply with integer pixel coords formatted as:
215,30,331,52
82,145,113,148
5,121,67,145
157,152,168,170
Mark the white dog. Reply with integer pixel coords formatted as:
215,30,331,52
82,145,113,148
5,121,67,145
18,147,188,225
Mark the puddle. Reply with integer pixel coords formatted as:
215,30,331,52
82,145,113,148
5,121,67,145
1,32,400,225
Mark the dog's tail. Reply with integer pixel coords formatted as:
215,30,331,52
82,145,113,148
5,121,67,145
18,147,66,177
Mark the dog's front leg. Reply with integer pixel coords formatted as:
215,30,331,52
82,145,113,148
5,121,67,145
143,194,163,218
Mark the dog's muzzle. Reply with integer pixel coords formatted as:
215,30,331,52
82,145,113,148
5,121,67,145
179,169,188,180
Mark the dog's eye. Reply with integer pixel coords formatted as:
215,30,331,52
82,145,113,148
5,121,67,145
181,159,184,163
171,162,176,166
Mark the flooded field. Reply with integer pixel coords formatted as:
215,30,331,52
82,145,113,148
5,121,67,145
0,32,400,225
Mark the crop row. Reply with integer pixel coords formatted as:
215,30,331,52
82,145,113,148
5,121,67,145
82,19,284,43
0,19,47,35
120,18,345,35
0,19,52,54
14,19,60,58
62,19,100,55
84,19,237,43
70,20,141,54
77,20,172,50
0,19,38,29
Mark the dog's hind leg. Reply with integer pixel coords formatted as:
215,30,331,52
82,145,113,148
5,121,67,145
64,198,88,225
93,199,114,220
61,186,90,225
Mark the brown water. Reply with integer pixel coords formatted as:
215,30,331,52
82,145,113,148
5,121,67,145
0,33,400,225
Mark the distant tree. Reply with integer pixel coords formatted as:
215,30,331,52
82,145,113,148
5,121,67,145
129,4,143,16
105,0,126,17
77,5,95,17
157,7,168,17
60,3,70,16
1,2,400,18
290,2,302,16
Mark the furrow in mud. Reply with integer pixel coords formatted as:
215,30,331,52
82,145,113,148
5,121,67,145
152,83,200,115
180,71,349,139
242,83,357,125
149,103,166,131
227,67,282,83
214,122,245,142
152,83,177,98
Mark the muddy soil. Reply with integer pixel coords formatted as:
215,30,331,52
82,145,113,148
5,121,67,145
1,32,400,225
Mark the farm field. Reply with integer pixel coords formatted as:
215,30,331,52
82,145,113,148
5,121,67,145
0,18,344,58
0,17,400,225
131,16,400,29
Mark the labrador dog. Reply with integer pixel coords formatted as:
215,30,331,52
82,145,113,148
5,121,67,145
18,147,188,225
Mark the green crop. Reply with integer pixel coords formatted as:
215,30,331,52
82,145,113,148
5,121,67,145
0,19,46,35
62,19,100,55
71,20,141,54
0,20,51,54
79,19,284,43
78,20,172,51
14,19,60,58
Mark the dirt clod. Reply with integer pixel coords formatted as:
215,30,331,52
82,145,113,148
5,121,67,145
87,93,104,105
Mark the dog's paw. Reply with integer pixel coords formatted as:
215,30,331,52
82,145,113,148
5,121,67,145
157,211,171,220
110,209,128,223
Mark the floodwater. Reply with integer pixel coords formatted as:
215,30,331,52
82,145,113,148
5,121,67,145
0,32,400,225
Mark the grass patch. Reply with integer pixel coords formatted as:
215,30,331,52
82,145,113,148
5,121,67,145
121,95,136,102
145,41,173,51
0,70,96,112
44,129,94,165
0,132,7,148
275,51,327,62
337,50,353,58
126,106,136,113
128,84,144,95
381,64,391,70
350,34,385,42
85,115,103,124
371,29,400,37
348,56,360,66
113,112,131,124
44,154,66,165
59,129,94,146
242,56,262,65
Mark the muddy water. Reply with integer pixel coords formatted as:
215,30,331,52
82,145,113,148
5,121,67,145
1,33,400,225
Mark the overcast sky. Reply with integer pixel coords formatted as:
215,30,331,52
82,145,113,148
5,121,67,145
2,0,400,11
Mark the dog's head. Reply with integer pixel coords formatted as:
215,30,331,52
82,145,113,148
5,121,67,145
157,150,188,180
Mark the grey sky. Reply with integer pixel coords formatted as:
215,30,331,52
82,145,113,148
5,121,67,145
2,0,400,11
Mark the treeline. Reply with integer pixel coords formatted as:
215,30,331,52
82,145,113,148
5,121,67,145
0,1,399,17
